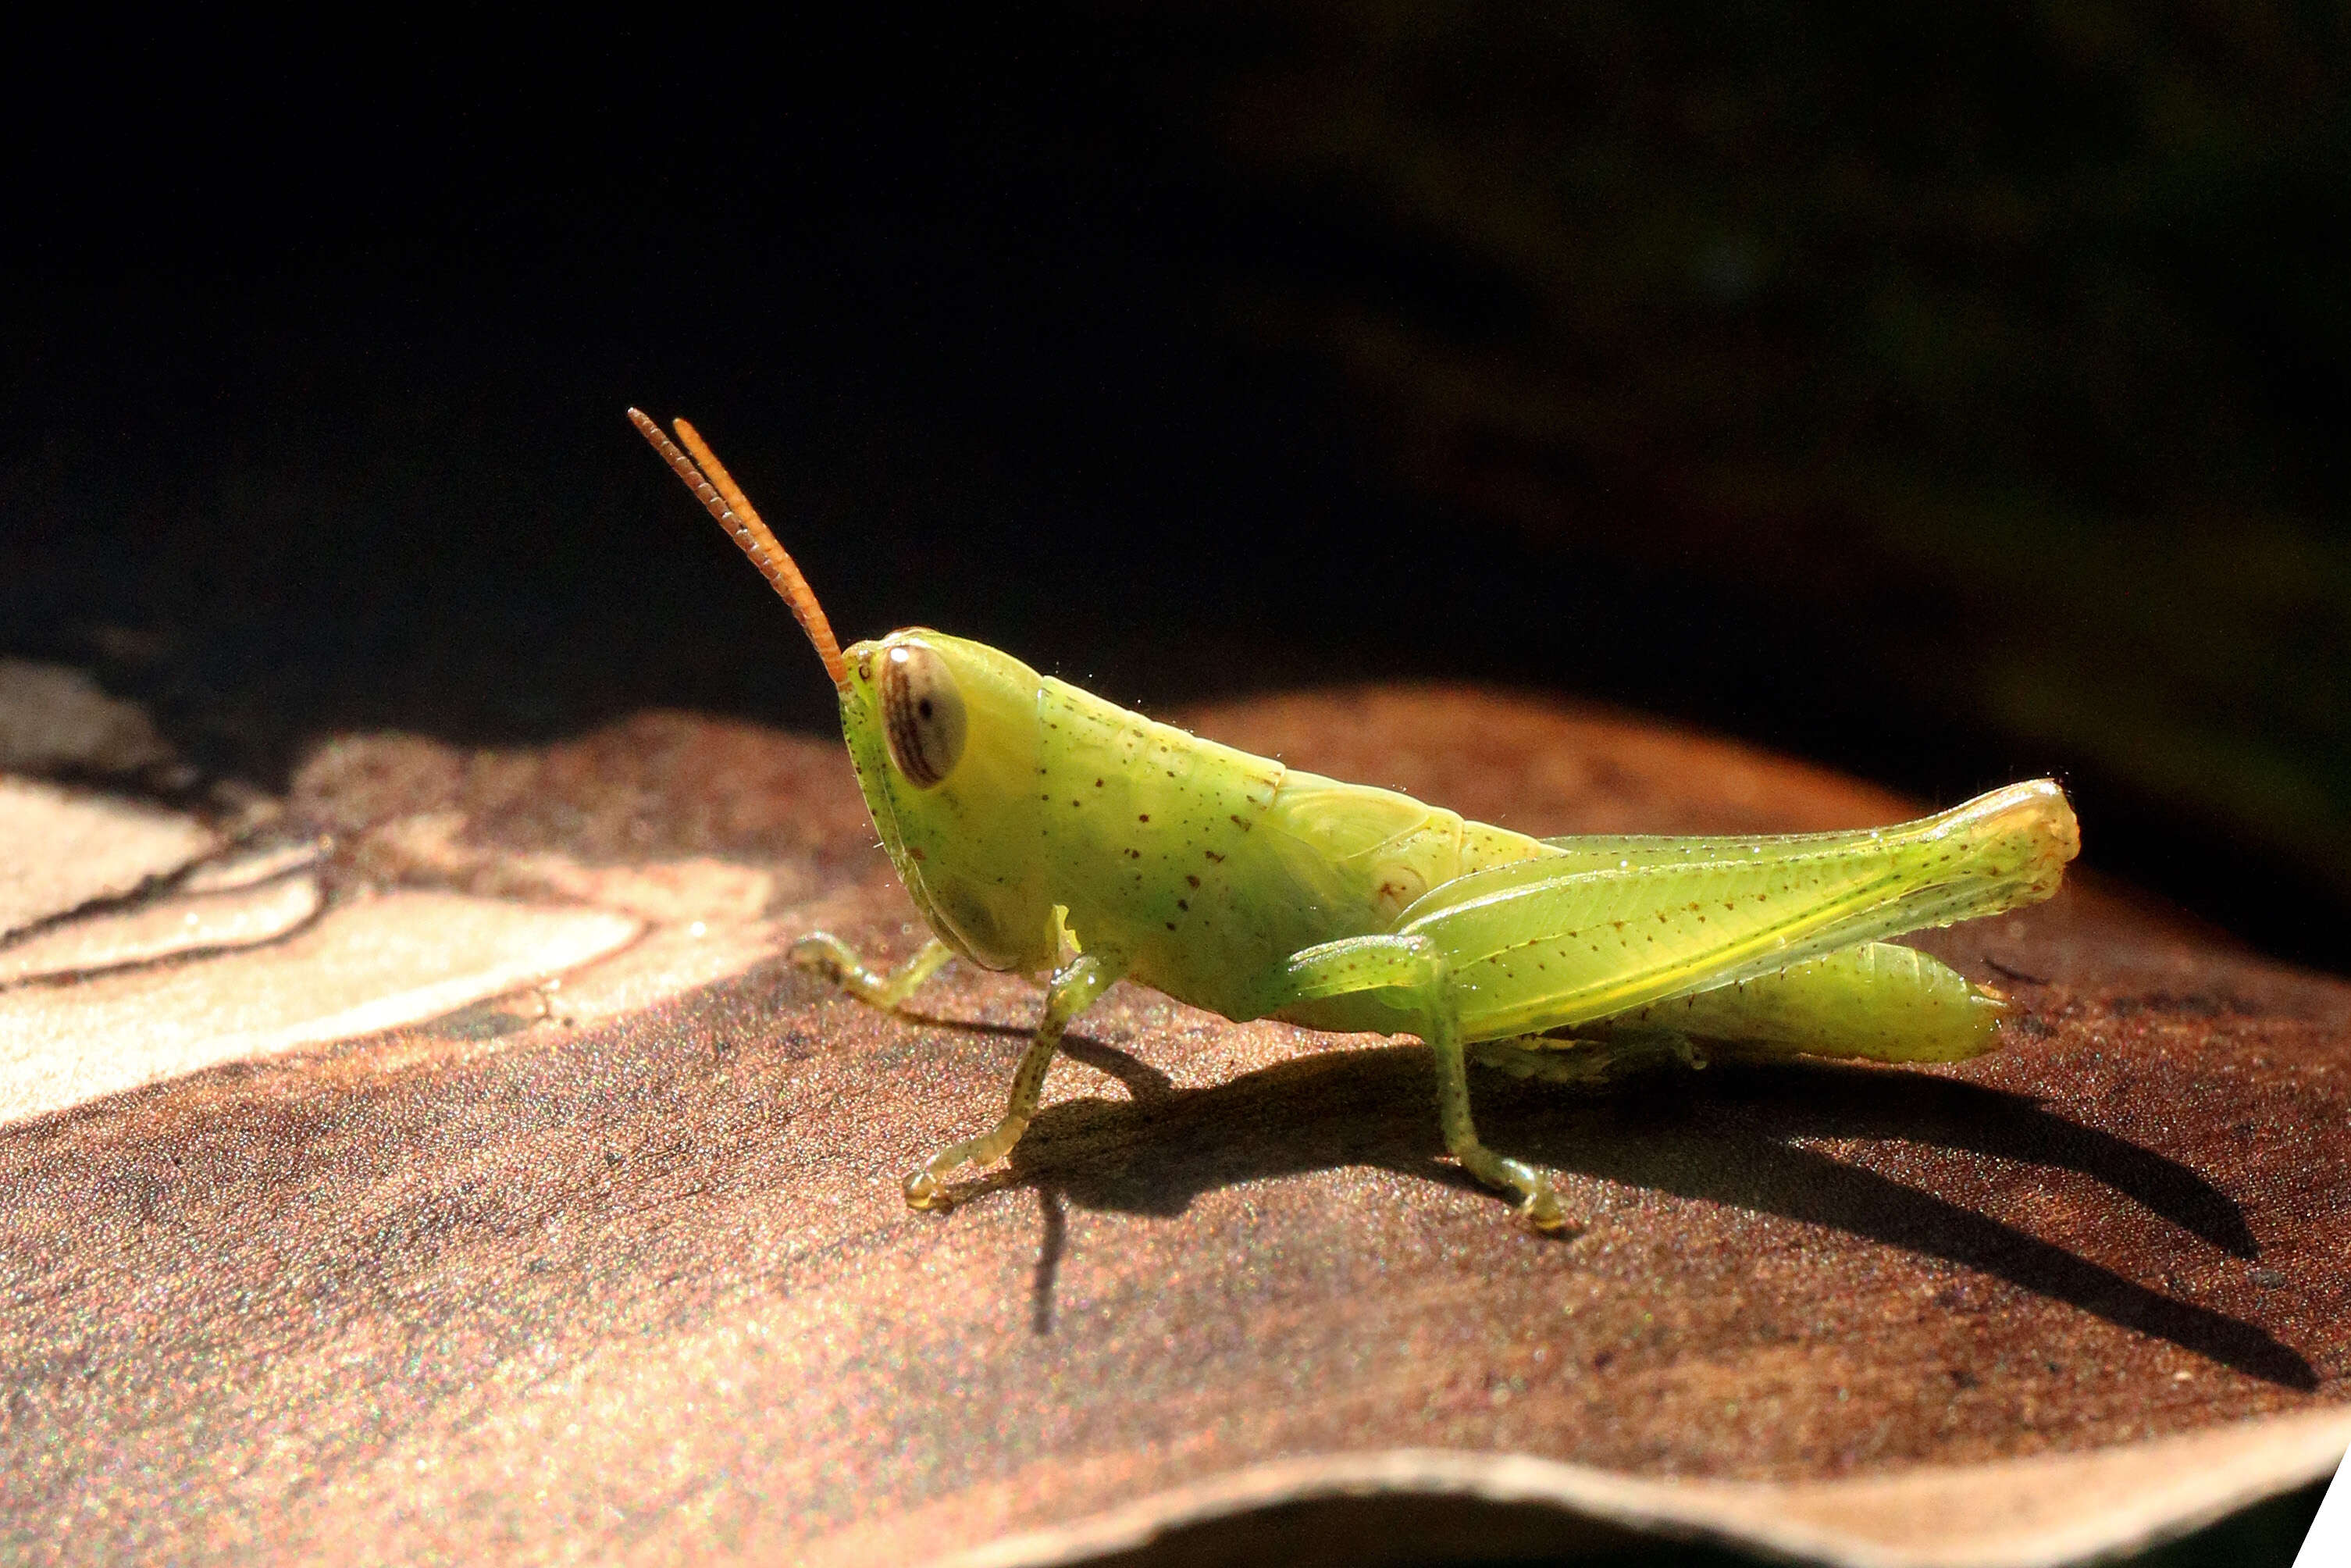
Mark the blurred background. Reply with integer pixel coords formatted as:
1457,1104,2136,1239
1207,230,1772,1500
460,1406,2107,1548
3,5,2346,964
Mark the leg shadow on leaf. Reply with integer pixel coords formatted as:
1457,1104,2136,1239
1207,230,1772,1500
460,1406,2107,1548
981,1039,2313,1388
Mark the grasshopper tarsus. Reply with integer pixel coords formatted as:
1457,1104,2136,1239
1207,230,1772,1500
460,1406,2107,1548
1519,1188,1576,1236
902,1171,955,1212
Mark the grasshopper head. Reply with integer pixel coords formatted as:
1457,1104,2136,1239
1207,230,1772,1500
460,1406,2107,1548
629,411,1060,972
836,629,1056,972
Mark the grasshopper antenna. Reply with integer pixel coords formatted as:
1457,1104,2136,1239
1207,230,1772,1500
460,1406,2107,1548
628,408,851,693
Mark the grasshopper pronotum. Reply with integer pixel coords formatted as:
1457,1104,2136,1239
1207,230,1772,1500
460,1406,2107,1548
631,409,2078,1231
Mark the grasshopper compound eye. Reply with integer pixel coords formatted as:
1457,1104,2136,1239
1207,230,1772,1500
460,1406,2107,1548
881,642,967,788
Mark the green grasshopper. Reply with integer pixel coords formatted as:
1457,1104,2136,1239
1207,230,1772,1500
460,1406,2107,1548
631,410,2080,1231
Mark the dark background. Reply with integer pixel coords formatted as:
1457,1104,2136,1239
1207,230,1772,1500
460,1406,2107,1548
3,5,2346,964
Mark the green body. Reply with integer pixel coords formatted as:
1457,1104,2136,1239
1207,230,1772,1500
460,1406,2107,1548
838,631,2073,1071
827,627,2079,1230
844,632,1554,1017
632,406,2081,1230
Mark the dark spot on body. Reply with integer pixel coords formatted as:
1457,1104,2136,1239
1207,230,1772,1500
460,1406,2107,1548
1185,875,1200,889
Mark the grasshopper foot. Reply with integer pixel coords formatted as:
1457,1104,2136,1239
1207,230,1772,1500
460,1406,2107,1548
903,1168,955,1212
902,1113,1030,1213
789,933,855,985
1455,1143,1577,1235
1517,1181,1573,1234
791,933,953,1010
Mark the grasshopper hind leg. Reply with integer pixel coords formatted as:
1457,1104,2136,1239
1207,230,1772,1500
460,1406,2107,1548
1470,943,2007,1087
1593,944,2008,1065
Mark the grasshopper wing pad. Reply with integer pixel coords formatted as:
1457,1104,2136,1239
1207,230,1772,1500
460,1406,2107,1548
1394,781,2075,1041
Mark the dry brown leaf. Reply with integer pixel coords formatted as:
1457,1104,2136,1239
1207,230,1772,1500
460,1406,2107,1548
0,777,219,938
0,690,2342,1566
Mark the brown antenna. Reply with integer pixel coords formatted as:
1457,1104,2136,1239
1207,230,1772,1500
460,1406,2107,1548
628,408,850,692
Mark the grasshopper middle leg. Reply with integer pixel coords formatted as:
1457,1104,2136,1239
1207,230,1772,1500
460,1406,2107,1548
1272,933,1571,1231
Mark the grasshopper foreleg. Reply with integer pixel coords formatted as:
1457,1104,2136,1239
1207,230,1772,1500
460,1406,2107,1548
790,933,956,1010
903,949,1123,1212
